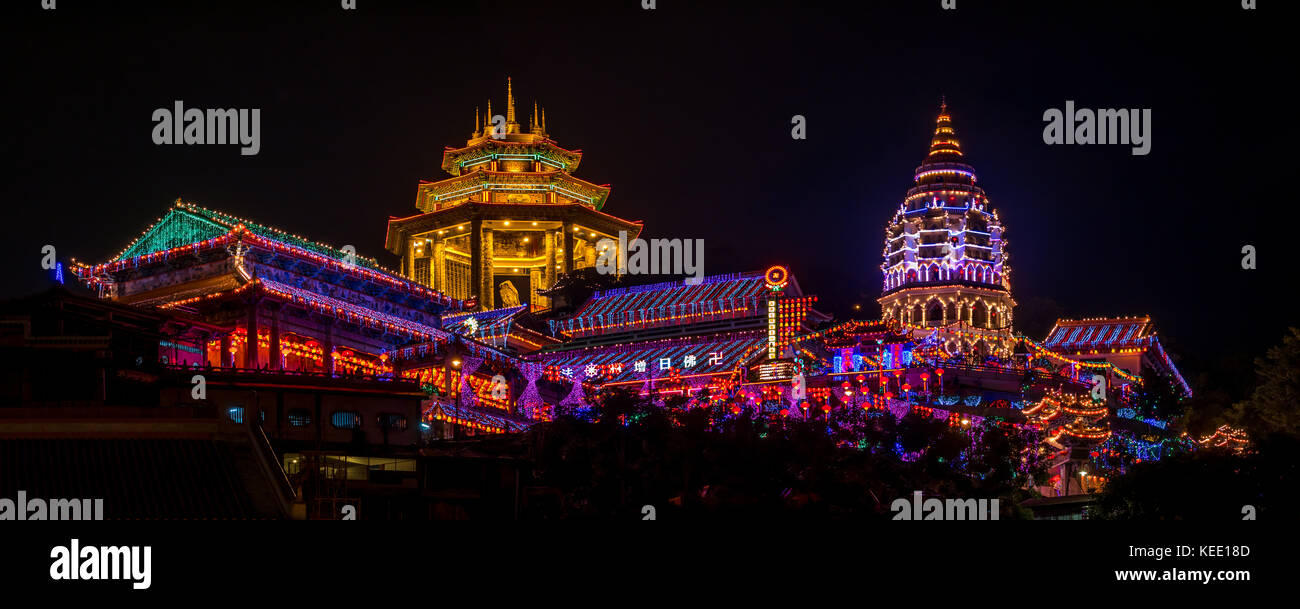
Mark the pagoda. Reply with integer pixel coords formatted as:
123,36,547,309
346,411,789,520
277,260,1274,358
878,102,1015,356
385,78,643,312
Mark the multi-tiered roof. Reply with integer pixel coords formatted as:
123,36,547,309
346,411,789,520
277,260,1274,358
881,102,1010,295
385,78,637,254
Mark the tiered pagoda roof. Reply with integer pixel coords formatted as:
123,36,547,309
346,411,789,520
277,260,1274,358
384,78,638,255
881,101,1010,296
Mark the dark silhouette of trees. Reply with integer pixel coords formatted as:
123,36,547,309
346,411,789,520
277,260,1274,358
1227,327,1300,439
525,386,1038,519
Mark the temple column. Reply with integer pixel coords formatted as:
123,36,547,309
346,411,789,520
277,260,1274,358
269,303,282,371
561,221,573,274
541,229,555,309
481,227,495,310
196,330,211,367
219,332,233,368
433,237,446,294
470,217,483,307
323,318,336,377
244,299,260,369
528,267,542,310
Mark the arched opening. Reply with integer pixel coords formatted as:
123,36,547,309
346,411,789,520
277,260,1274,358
926,300,944,327
946,301,958,323
910,304,923,325
972,301,989,328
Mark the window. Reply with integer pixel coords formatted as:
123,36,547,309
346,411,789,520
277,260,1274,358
288,409,312,427
331,411,362,429
378,413,408,431
225,406,265,424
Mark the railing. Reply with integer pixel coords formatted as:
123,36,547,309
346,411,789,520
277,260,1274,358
247,422,297,517
161,363,399,384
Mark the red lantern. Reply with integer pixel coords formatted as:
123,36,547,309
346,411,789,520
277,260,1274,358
821,404,831,414
920,373,929,380
779,408,790,417
902,383,911,392
935,368,944,376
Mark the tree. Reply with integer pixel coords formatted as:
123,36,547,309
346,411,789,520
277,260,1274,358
1228,327,1300,439
1137,366,1186,421
1092,434,1300,520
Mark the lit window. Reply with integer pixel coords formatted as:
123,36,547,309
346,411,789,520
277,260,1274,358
331,411,362,429
288,409,312,427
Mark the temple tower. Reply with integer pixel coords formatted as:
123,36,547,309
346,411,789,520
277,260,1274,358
385,78,642,312
878,102,1015,356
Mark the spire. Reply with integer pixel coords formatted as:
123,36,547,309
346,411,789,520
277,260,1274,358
506,77,516,124
541,107,547,133
913,99,977,187
475,106,480,136
532,100,539,132
926,98,962,162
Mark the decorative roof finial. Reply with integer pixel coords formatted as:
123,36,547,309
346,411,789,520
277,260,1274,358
506,77,516,124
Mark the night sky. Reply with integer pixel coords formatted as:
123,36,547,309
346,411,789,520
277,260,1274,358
3,1,1288,384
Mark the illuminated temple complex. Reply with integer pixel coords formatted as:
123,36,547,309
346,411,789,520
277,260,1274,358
18,87,1206,517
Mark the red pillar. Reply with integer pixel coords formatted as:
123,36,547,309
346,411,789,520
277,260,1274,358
323,319,335,377
245,300,260,369
269,304,282,371
220,333,233,368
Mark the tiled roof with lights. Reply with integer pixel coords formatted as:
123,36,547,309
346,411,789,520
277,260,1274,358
1043,317,1154,352
533,335,765,384
115,200,387,272
550,272,770,337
